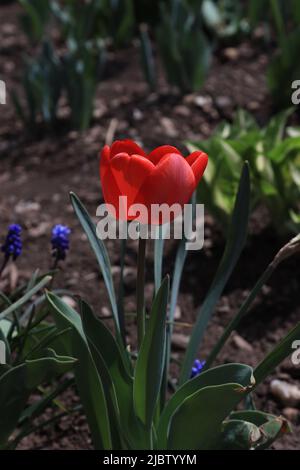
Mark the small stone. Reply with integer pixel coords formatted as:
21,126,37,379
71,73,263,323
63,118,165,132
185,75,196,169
29,222,51,238
215,96,232,109
172,333,189,350
282,407,299,422
270,379,300,407
101,306,111,317
247,101,260,111
223,47,239,61
193,95,212,108
15,200,41,214
123,267,137,289
173,105,191,117
133,109,143,121
160,117,178,137
111,266,121,277
232,333,253,352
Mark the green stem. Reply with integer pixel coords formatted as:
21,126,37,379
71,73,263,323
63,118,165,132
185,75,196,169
118,238,127,345
136,236,147,349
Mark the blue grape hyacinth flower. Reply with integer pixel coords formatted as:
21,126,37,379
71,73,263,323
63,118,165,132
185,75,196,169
51,224,71,263
1,224,22,261
191,359,206,378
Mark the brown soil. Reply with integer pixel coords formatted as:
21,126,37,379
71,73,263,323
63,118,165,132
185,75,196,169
0,2,299,450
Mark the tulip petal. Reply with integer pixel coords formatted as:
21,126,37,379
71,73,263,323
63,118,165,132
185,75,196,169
147,145,181,165
100,145,111,178
110,152,155,209
110,139,146,158
100,146,125,218
186,151,208,185
136,153,196,224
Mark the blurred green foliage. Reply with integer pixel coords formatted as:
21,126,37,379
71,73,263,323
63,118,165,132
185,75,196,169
14,0,300,129
249,0,300,110
187,109,300,235
0,273,75,449
13,38,105,131
14,0,255,130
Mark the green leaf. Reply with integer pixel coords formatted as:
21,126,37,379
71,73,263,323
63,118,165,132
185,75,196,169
140,24,156,90
46,291,112,449
133,276,169,429
79,299,149,448
167,383,250,450
180,162,250,384
154,224,169,294
0,351,74,447
69,192,120,333
157,363,254,448
217,419,262,449
220,410,290,449
0,276,52,321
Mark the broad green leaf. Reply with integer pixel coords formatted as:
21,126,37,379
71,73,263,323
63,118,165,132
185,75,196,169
217,419,262,449
256,416,290,450
46,291,112,449
229,410,277,426
69,192,119,333
180,162,250,384
220,411,289,450
167,383,250,450
133,276,169,429
79,300,147,448
157,363,254,448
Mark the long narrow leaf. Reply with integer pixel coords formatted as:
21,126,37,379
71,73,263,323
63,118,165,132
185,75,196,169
46,291,112,449
180,163,250,384
0,276,52,321
70,192,119,333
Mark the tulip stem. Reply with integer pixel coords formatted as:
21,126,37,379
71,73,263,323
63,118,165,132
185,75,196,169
136,236,147,349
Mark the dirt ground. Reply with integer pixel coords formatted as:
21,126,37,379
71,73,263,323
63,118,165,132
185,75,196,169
0,2,299,450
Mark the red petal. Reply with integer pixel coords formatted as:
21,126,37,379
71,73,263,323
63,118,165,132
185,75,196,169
187,151,208,185
110,152,154,214
100,147,124,219
110,139,146,158
136,153,196,224
147,145,181,165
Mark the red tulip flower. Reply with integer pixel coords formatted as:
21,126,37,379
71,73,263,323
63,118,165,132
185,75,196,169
100,140,208,224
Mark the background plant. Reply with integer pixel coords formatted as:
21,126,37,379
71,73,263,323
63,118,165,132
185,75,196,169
248,0,300,110
187,109,300,235
0,222,75,449
0,271,76,449
14,0,260,130
45,164,300,450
